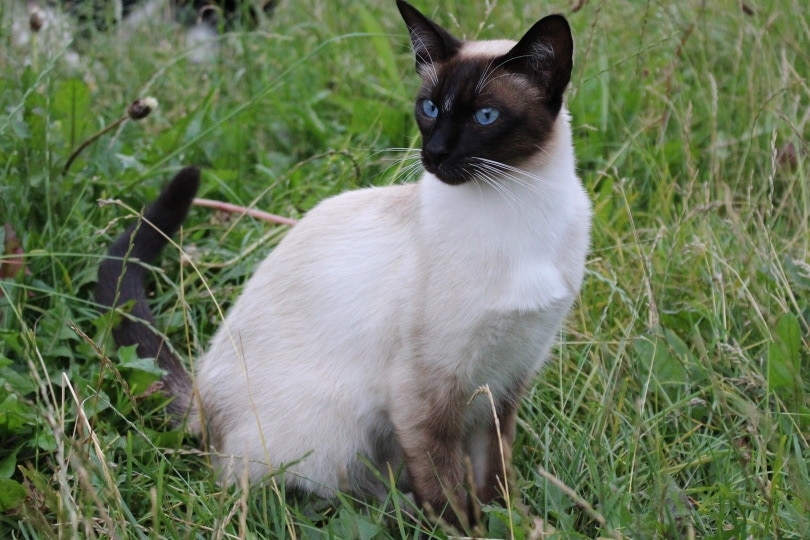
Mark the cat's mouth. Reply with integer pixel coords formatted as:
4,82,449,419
422,159,471,186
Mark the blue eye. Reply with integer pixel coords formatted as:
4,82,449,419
421,99,439,118
474,107,500,125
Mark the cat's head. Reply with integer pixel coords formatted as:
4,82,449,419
396,0,574,186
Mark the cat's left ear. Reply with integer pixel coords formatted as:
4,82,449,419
397,0,462,73
501,15,574,113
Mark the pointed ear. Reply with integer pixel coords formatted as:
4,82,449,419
501,14,574,111
396,0,461,72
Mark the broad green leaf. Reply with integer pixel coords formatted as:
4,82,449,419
636,331,689,389
0,478,27,512
768,312,803,401
52,78,93,147
0,449,18,479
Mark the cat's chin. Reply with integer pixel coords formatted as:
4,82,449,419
434,174,471,186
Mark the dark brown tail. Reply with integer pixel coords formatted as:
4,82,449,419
96,167,200,420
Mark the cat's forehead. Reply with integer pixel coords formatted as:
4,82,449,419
418,39,536,106
459,39,517,58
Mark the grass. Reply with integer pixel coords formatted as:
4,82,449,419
1,0,808,537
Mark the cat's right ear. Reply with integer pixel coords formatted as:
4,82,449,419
396,0,461,73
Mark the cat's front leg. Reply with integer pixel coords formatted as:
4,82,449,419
473,393,520,504
392,378,472,530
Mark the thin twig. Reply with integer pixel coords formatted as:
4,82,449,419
192,198,297,226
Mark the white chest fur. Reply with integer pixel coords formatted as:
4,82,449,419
410,112,589,391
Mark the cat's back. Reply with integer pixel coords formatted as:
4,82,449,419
281,182,418,246
198,182,420,372
263,182,419,281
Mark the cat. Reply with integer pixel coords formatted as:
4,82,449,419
96,0,591,529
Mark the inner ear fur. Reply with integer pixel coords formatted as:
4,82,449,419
500,14,574,111
396,0,462,72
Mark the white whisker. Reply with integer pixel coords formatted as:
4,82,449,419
409,32,439,86
476,53,538,94
468,163,521,211
474,158,550,187
475,58,497,95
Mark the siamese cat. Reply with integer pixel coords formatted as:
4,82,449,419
96,0,591,528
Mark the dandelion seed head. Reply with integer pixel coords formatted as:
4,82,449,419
128,97,158,120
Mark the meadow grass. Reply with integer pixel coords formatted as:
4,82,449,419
0,0,808,538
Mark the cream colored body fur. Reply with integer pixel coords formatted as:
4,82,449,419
192,99,591,495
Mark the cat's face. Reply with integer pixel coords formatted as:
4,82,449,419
397,1,574,186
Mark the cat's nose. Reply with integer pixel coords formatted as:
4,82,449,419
425,144,450,167
424,129,453,167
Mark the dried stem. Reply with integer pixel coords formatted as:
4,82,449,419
192,198,297,226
